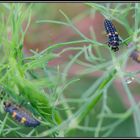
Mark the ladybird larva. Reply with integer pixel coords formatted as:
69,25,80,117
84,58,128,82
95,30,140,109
104,19,122,52
4,101,40,127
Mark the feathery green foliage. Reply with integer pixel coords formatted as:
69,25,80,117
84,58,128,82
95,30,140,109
0,3,139,138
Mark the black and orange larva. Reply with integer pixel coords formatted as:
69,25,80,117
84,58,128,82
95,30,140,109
104,19,122,52
4,101,40,127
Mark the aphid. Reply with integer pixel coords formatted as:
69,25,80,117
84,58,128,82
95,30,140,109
104,19,122,52
125,76,134,84
4,101,40,127
130,49,140,63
